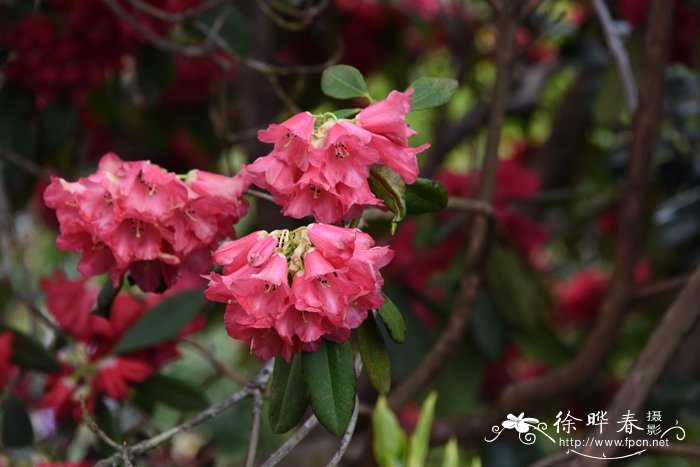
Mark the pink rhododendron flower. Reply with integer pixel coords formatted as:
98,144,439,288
44,153,248,292
38,271,205,420
205,225,393,361
245,90,428,224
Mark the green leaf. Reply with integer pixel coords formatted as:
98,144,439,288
372,396,407,467
441,438,459,467
408,391,438,467
135,373,209,411
321,65,370,100
512,326,572,366
199,4,249,54
405,178,448,215
137,46,175,103
1,397,34,448
332,108,361,119
302,340,356,435
485,242,551,329
369,165,406,234
0,327,60,372
114,290,203,354
357,315,391,394
408,77,458,111
95,278,123,318
469,292,505,361
377,294,406,343
268,354,308,434
95,398,122,449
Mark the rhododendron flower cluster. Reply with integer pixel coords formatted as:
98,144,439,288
205,224,393,361
245,89,429,223
38,272,204,420
44,153,248,292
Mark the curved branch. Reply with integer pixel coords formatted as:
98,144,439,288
436,0,674,444
388,1,520,411
260,415,320,467
95,360,273,467
590,0,639,112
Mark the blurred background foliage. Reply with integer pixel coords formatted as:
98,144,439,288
1,0,700,465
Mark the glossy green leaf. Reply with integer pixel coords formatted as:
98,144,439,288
469,292,505,361
358,315,391,394
405,178,448,215
135,373,209,411
408,391,437,467
441,438,459,467
408,77,458,111
1,397,34,448
372,396,407,467
114,290,203,354
95,278,122,318
95,398,122,448
332,108,361,119
269,354,308,434
322,65,370,100
369,165,406,234
377,294,406,343
302,340,356,435
1,327,60,372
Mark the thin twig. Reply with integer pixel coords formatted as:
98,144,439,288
227,126,263,145
95,360,273,466
246,189,276,204
192,18,344,75
260,415,320,467
101,0,214,57
79,397,124,453
258,0,314,31
447,197,496,219
647,443,700,457
590,0,639,112
574,265,700,465
326,395,360,467
361,196,495,224
0,163,58,332
127,0,230,23
436,0,674,445
244,389,264,467
634,274,689,301
0,147,47,178
180,338,248,385
388,0,520,411
267,73,302,114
